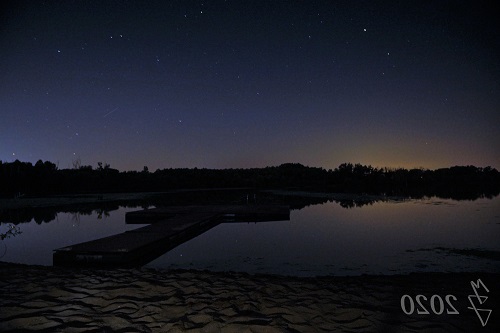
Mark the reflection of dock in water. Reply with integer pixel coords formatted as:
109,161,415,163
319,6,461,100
53,205,290,267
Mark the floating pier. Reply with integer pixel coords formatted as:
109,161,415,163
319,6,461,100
53,205,290,267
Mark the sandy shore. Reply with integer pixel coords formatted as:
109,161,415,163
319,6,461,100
1,262,498,332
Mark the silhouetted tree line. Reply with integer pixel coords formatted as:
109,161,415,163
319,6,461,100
1,160,499,200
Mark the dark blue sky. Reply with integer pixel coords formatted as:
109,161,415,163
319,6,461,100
1,0,499,171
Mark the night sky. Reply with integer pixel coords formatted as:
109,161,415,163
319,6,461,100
1,0,499,171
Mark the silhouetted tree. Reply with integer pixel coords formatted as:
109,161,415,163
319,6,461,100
0,160,498,200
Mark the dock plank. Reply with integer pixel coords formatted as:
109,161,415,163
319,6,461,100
54,205,289,267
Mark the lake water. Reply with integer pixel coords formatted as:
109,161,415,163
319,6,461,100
1,195,499,276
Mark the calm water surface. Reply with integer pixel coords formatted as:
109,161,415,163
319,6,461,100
1,196,499,276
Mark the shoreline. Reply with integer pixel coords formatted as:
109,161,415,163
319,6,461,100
0,192,158,210
1,189,492,212
1,262,499,332
0,188,257,210
0,189,405,211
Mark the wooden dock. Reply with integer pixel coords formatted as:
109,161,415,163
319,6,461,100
53,205,289,267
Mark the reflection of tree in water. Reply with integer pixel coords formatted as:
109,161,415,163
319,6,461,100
69,208,112,223
70,212,81,227
34,211,57,224
275,195,381,210
334,199,382,209
0,202,128,225
0,209,57,224
96,209,110,220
